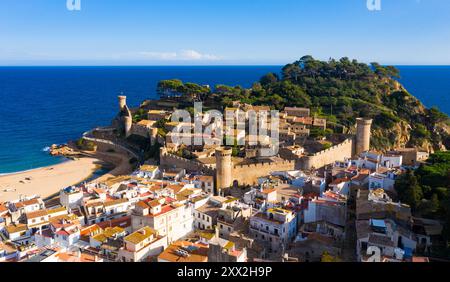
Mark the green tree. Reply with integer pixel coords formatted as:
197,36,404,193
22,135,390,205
157,79,184,97
260,72,279,86
395,170,423,210
418,194,440,216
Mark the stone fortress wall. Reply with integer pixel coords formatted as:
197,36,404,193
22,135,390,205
117,95,372,192
232,160,296,186
300,137,355,170
159,146,295,188
159,148,215,175
159,131,367,191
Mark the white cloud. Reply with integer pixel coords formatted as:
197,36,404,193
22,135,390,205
138,49,220,61
138,51,178,60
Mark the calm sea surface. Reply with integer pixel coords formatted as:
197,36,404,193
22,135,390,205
0,66,449,173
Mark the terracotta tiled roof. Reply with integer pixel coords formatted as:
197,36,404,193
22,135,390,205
103,198,129,207
26,209,48,219
124,226,156,244
158,241,208,262
330,178,349,186
96,216,131,229
14,198,39,208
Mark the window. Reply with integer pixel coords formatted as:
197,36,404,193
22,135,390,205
361,242,368,252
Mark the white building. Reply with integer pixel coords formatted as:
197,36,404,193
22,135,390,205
132,165,161,179
356,218,417,262
381,154,403,168
4,224,31,242
118,226,167,262
60,187,84,209
35,214,82,248
83,198,131,225
249,208,297,251
0,242,18,262
368,172,396,192
131,198,194,245
193,175,215,194
329,178,351,196
9,197,45,222
304,191,347,227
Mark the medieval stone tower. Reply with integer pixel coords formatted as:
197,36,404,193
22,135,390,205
355,118,373,155
215,147,233,194
124,115,132,138
118,95,132,138
118,95,127,111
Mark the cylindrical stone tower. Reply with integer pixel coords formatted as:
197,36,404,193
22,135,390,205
356,118,373,156
215,147,233,192
124,116,132,138
118,95,127,111
150,127,158,145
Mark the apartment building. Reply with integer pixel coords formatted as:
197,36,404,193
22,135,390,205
131,198,194,244
249,208,297,251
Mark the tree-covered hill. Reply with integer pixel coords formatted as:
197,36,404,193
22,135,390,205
394,151,450,257
156,56,450,152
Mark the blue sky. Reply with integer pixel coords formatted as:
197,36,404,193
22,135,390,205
1,0,450,65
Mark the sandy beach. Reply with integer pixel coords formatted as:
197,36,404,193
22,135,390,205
0,157,103,203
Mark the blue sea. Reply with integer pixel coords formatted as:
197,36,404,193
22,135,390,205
0,66,449,174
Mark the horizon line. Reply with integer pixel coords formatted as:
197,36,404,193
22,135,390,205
1,64,450,67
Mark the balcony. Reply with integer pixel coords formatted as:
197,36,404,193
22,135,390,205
249,226,280,237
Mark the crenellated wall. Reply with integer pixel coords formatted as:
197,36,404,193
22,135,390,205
300,137,355,170
159,148,215,174
232,160,295,186
159,137,355,189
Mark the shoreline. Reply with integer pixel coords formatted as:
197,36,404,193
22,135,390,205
0,157,106,203
0,145,135,203
0,158,71,177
